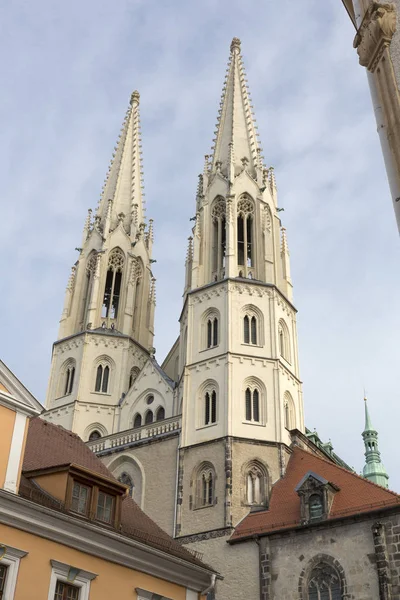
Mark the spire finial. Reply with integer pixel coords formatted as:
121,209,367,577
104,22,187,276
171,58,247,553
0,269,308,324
130,90,140,106
230,37,241,54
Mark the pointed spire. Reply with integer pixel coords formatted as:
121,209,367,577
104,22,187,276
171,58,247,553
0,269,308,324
362,396,389,488
210,38,263,179
96,90,146,235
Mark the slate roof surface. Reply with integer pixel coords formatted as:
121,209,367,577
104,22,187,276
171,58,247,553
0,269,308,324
22,418,209,569
231,446,400,541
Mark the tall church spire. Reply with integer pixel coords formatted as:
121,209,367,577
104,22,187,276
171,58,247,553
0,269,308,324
45,92,155,435
362,397,389,488
210,37,263,182
97,90,146,236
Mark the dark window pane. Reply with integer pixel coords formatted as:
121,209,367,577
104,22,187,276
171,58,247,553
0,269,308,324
211,390,217,423
88,430,101,441
253,389,260,422
71,482,90,515
111,271,122,318
68,367,75,394
133,413,142,428
205,392,210,425
245,388,252,420
208,475,213,505
102,365,110,393
247,216,253,266
102,269,113,318
0,564,7,595
251,316,257,345
96,491,114,523
95,365,102,392
213,318,218,346
156,406,165,421
207,319,212,348
145,410,153,424
237,216,245,265
244,315,250,344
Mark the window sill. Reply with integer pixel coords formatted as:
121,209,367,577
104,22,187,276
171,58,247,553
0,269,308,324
197,422,218,430
200,345,219,353
243,420,265,427
193,503,216,511
90,391,112,397
241,343,263,348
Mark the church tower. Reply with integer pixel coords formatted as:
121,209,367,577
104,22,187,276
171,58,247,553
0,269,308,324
175,38,304,538
44,91,156,440
362,397,389,488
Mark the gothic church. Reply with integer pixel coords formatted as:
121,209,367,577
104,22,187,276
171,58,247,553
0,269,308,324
42,39,400,600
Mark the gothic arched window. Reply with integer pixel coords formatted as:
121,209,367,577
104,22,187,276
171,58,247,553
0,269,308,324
237,195,255,272
211,197,226,279
284,391,296,430
129,367,140,389
156,406,165,421
60,359,76,397
242,305,264,346
245,387,260,422
202,308,220,350
192,462,216,509
133,413,142,429
118,472,134,496
145,410,153,425
95,364,110,393
244,461,269,506
88,430,101,442
205,389,217,425
101,248,125,320
278,319,291,362
307,563,342,600
81,251,97,329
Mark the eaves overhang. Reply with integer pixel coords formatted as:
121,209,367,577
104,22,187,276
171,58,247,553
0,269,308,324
0,490,216,590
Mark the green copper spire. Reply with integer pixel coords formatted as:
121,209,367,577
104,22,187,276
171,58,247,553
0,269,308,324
362,397,389,488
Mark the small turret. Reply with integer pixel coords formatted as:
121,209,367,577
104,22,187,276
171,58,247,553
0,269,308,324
362,397,389,488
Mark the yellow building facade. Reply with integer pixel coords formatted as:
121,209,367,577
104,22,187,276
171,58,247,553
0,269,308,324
0,361,216,600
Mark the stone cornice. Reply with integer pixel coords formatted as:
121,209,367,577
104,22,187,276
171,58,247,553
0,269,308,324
354,2,397,72
0,490,214,590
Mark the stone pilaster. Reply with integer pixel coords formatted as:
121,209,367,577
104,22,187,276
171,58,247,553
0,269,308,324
372,521,393,600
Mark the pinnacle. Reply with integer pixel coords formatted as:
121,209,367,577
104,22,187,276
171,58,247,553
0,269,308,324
230,37,241,54
130,90,140,106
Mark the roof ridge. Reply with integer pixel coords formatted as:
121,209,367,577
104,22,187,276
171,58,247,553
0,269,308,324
294,446,400,499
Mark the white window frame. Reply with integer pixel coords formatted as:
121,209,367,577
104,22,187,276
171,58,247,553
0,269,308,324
136,588,173,600
0,543,28,599
47,560,97,600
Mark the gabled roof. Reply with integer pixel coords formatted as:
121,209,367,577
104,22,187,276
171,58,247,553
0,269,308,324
22,418,209,569
231,446,400,542
0,360,43,416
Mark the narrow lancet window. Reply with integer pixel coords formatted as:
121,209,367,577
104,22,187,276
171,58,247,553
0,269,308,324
237,196,255,275
211,198,226,279
101,248,125,321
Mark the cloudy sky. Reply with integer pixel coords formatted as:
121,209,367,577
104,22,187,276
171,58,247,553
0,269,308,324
1,0,399,490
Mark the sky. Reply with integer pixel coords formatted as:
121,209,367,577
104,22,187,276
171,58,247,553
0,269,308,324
1,0,399,490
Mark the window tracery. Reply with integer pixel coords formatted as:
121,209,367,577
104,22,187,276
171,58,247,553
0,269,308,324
237,195,255,272
202,308,220,350
307,563,341,600
284,391,295,430
88,430,101,442
102,248,125,321
244,461,268,506
94,357,113,394
129,367,140,388
60,359,76,397
192,462,216,509
243,377,265,424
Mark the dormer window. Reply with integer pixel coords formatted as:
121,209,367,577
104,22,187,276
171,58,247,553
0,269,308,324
71,482,91,516
295,471,339,525
96,491,115,524
309,494,324,520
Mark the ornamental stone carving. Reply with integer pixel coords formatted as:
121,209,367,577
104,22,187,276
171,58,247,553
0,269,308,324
354,2,397,72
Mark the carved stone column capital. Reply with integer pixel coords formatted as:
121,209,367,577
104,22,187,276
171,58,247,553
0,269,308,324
354,2,397,72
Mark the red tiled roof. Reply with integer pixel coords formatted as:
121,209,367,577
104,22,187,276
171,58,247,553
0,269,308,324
232,446,400,541
22,418,208,568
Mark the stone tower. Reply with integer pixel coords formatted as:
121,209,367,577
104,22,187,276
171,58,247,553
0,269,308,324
44,91,156,440
175,38,304,539
362,397,389,488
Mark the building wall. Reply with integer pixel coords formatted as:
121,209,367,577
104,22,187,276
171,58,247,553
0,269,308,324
0,523,191,600
0,404,16,488
103,435,179,536
266,514,400,599
183,535,259,600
